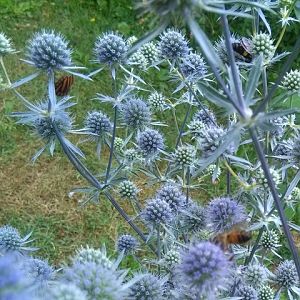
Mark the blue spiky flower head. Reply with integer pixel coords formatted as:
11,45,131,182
23,257,55,289
180,53,207,80
26,29,72,71
0,225,34,254
118,180,138,200
156,183,185,212
173,144,196,167
85,111,112,137
193,107,216,126
94,32,128,65
275,260,299,289
177,241,230,296
148,92,166,112
258,285,274,300
244,264,267,288
116,234,139,255
122,98,151,129
0,254,32,300
127,50,148,70
235,284,258,300
142,197,173,225
48,283,87,300
137,128,164,159
140,41,159,64
63,261,130,300
282,69,300,93
158,28,189,60
180,201,206,233
260,229,280,250
0,32,15,56
129,273,167,300
206,197,247,233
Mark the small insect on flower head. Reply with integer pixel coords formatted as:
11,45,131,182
26,29,72,71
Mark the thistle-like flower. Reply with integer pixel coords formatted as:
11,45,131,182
282,69,300,93
156,183,185,212
129,273,167,300
188,119,206,139
118,180,138,200
252,33,275,62
235,284,258,300
72,245,112,269
116,234,139,255
48,283,87,300
114,137,124,152
0,225,34,254
193,107,216,126
258,285,274,300
94,32,128,65
23,257,55,288
0,32,15,56
122,98,151,129
180,201,207,233
206,197,246,233
273,140,292,157
26,30,72,70
124,148,140,164
84,111,112,137
275,260,299,289
163,248,181,268
127,36,138,46
158,28,189,60
140,41,159,64
176,241,230,296
260,229,280,250
63,261,130,300
128,50,148,70
142,197,173,225
173,144,196,168
244,264,268,288
137,128,164,159
148,92,166,112
180,53,207,80
256,167,281,189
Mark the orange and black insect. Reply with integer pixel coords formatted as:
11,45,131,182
212,225,252,251
55,75,74,97
232,38,253,63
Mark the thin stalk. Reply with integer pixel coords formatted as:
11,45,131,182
220,14,246,116
223,159,250,189
250,128,300,278
171,107,180,136
105,106,117,183
0,57,11,85
185,167,190,204
262,67,270,155
157,224,161,274
245,226,265,265
226,117,231,195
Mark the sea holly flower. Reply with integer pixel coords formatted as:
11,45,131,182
282,69,300,93
180,52,207,80
173,144,196,168
127,50,148,70
206,197,247,233
116,234,139,255
0,225,35,255
48,283,87,300
118,180,139,200
243,264,268,288
176,241,230,297
163,248,181,268
140,41,159,65
148,92,167,112
252,33,275,63
193,107,216,126
260,229,281,251
258,285,274,300
0,32,15,56
234,284,258,300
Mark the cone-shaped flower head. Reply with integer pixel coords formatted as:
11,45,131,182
85,111,112,137
0,32,15,56
180,53,207,79
118,180,138,200
48,283,87,300
137,128,164,158
116,234,139,255
275,260,299,288
282,69,300,93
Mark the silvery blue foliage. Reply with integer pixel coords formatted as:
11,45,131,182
180,53,207,79
193,107,216,126
48,283,87,300
137,128,164,158
63,261,130,300
26,30,72,70
0,32,15,56
117,234,139,255
129,273,167,300
275,260,299,288
235,284,258,300
176,241,230,297
206,197,246,233
122,98,151,129
0,254,31,300
142,198,173,225
0,225,34,254
158,28,189,60
156,183,186,212
85,111,112,137
94,32,128,65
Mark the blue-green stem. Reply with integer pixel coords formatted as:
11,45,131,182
185,167,190,203
0,57,11,85
250,128,300,278
157,224,161,274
